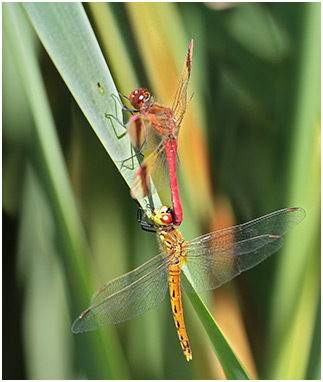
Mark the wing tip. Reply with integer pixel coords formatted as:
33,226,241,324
286,206,306,223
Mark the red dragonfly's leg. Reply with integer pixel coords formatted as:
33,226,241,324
165,139,183,226
105,112,127,139
105,93,137,140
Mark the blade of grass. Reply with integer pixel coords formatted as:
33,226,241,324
268,3,321,379
272,233,320,378
4,3,130,378
18,166,73,379
182,274,251,379
23,2,161,209
88,3,138,94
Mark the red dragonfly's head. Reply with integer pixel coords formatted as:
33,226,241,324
129,88,151,109
150,206,174,227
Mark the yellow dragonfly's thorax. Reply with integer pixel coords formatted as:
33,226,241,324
150,206,187,266
156,226,187,263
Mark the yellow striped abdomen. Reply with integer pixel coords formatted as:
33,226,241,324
168,266,192,362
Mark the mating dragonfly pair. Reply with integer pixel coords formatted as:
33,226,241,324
72,40,305,362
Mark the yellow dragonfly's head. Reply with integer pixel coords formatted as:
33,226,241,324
150,206,174,226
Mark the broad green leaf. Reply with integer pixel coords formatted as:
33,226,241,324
4,3,129,378
23,2,161,208
182,274,251,379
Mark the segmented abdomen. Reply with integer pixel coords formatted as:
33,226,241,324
168,266,192,361
164,139,182,226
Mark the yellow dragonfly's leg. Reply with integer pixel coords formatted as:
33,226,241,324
168,267,192,362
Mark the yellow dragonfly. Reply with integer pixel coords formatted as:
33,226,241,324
72,205,305,361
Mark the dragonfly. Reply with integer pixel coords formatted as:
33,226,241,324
122,40,194,226
72,205,305,362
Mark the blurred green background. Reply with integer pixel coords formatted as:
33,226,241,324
3,2,320,379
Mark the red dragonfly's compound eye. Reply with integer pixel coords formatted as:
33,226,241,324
161,213,174,225
129,88,150,109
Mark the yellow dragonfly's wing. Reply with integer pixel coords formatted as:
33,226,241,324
181,207,306,293
72,252,172,333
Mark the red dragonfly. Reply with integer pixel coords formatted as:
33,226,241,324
124,40,194,226
72,205,305,361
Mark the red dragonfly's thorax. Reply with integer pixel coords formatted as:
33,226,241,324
143,102,177,137
129,88,176,137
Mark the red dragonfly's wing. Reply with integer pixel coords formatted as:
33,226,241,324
130,139,171,199
126,113,167,155
171,39,194,133
181,207,306,293
126,113,180,200
71,252,172,333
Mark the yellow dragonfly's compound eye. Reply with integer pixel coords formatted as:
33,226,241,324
151,206,174,226
161,213,173,225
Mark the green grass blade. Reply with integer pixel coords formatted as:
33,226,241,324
182,275,251,379
23,2,160,208
4,3,129,378
267,3,321,379
23,3,124,159
87,3,139,93
17,166,74,379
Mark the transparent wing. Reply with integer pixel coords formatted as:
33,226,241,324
126,114,166,155
130,140,170,199
171,39,193,131
181,207,306,293
72,252,172,333
126,112,181,199
129,142,180,201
